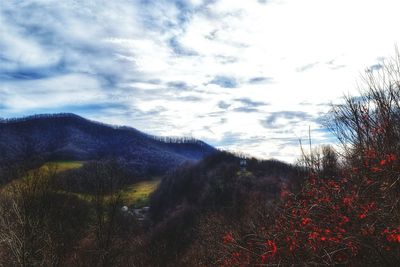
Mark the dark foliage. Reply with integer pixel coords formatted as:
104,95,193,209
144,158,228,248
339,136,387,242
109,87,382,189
52,160,139,194
146,151,304,266
151,152,302,221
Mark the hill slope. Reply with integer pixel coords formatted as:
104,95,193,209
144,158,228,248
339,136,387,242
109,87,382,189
144,152,304,266
0,113,216,179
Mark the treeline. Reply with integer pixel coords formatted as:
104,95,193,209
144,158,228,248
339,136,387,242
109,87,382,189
151,135,207,145
0,113,130,135
0,113,83,123
52,160,141,194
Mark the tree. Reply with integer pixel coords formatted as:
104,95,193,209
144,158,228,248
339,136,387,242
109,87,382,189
298,144,340,179
0,166,90,267
329,48,400,164
73,161,139,267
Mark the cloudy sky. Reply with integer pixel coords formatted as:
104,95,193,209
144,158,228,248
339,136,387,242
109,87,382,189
1,0,400,162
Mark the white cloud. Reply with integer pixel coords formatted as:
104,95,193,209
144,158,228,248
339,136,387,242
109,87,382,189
1,0,400,162
1,74,104,111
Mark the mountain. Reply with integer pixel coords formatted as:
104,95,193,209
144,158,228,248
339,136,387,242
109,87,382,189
0,113,216,179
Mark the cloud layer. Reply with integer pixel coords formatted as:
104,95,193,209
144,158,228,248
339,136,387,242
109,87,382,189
1,0,400,162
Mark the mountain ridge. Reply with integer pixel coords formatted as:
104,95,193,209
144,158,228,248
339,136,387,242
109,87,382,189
0,113,216,180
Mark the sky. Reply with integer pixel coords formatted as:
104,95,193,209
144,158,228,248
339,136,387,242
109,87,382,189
1,0,400,162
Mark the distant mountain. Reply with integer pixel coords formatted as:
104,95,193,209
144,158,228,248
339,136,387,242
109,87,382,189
0,113,216,179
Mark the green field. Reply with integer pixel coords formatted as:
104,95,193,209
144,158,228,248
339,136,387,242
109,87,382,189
71,179,161,208
118,179,161,207
1,160,85,191
40,161,84,173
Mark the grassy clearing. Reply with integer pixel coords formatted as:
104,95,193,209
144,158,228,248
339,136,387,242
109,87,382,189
118,179,161,207
40,161,84,173
68,179,161,208
1,160,85,191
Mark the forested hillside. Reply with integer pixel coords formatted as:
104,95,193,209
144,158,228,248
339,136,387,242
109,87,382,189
0,113,215,183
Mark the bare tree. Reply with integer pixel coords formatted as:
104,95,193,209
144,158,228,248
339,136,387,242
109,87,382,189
0,168,53,266
329,47,400,164
0,165,91,267
81,161,137,267
298,143,339,179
